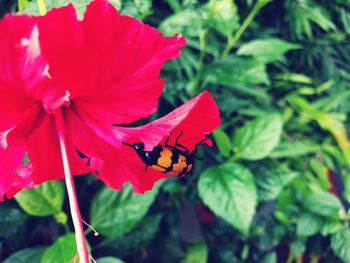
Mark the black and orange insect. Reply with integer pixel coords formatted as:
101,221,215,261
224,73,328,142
124,131,206,177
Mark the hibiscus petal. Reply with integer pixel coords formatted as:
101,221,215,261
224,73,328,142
5,162,35,199
70,105,126,149
66,110,116,160
98,91,220,193
27,113,89,185
74,0,186,124
0,138,26,200
99,145,169,194
65,109,163,193
66,91,219,193
34,4,84,99
33,0,185,125
0,15,47,131
117,91,221,151
0,104,43,200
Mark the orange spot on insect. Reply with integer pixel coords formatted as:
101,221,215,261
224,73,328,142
172,155,187,172
156,147,172,168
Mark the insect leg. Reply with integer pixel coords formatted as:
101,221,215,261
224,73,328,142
193,136,208,160
175,130,189,153
164,134,171,147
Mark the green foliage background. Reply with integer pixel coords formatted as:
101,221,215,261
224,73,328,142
1,0,350,262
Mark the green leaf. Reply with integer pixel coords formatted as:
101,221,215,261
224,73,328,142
213,129,232,157
198,163,257,234
262,252,277,263
96,215,162,257
344,175,350,203
96,257,125,263
0,207,27,236
269,141,320,158
255,164,298,201
109,0,121,9
233,114,283,160
122,0,152,20
237,38,300,63
15,181,65,217
274,210,289,224
159,10,203,37
301,5,336,32
304,191,342,217
276,73,313,84
321,221,343,236
290,239,305,257
134,0,153,19
286,0,336,38
23,0,92,18
241,244,249,261
203,57,269,86
296,213,324,237
186,241,208,263
331,228,350,263
90,182,161,237
40,233,90,263
4,247,45,263
18,0,29,11
205,0,239,37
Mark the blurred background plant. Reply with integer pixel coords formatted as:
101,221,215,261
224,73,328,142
1,0,350,262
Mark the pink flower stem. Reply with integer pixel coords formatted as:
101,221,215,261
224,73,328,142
55,108,89,263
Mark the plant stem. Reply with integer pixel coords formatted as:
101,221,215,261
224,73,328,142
222,0,271,58
37,0,47,15
286,250,293,263
166,0,181,13
55,109,89,263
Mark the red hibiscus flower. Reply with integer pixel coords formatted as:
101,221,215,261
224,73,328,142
0,0,220,261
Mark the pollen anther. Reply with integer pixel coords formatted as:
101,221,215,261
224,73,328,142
43,65,52,79
21,38,30,46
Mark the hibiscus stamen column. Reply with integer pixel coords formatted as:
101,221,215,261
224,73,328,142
55,108,89,263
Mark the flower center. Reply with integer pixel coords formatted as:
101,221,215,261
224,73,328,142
43,90,71,114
